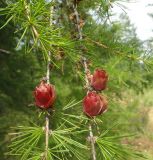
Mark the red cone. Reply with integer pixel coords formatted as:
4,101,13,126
91,69,108,91
34,81,56,109
83,91,108,117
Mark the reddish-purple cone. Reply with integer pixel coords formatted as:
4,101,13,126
83,91,108,117
34,81,56,109
91,69,108,91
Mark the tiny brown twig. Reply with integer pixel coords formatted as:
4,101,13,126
0,48,11,55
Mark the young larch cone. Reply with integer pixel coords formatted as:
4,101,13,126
34,81,56,109
83,91,108,117
91,69,108,91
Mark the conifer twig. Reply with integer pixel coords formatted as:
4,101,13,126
72,4,82,40
72,2,96,159
24,0,39,38
45,60,50,159
24,1,49,158
45,114,49,159
89,123,96,160
0,48,11,54
83,58,96,160
45,2,54,160
83,57,91,91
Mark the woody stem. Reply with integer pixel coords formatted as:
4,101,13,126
45,114,49,159
89,122,96,160
44,33,50,160
72,2,96,160
45,1,54,159
83,58,96,160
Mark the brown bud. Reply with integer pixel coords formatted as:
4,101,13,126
79,19,85,28
69,13,76,21
55,48,65,60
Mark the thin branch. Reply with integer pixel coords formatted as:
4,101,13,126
24,0,39,38
83,57,91,91
85,36,146,62
72,4,83,40
45,115,49,159
89,123,96,160
85,36,108,49
0,48,11,54
45,2,54,160
46,50,51,84
83,58,96,160
72,2,96,160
